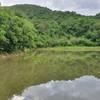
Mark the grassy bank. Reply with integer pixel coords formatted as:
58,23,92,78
40,46,100,51
0,47,100,100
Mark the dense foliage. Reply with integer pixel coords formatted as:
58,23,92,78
0,4,100,52
0,9,37,52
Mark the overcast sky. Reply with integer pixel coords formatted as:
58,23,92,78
1,0,100,15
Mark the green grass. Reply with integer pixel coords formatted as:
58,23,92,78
40,46,100,51
0,47,100,100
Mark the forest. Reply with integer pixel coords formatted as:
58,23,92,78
0,4,100,52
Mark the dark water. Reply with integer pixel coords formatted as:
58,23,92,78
11,76,100,100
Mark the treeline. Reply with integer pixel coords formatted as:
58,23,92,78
0,4,100,52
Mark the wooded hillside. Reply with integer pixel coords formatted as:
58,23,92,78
0,4,100,52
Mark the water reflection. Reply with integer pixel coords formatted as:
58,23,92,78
11,76,100,100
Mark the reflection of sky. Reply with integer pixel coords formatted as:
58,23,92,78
1,0,100,15
11,76,100,100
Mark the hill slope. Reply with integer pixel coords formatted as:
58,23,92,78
0,4,100,52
